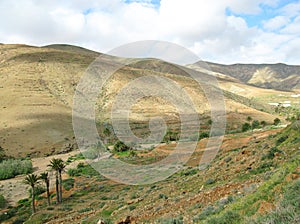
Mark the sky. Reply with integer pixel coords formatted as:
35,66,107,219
1,0,300,64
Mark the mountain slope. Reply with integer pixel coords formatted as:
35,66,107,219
0,44,284,157
189,62,300,91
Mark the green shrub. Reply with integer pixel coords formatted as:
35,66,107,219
242,123,251,132
274,118,281,126
252,120,260,129
158,194,168,199
205,178,216,185
180,167,198,176
78,207,93,213
195,205,216,220
0,146,9,162
29,185,46,197
0,159,33,180
262,147,282,160
67,168,80,177
199,132,209,139
67,163,101,178
159,216,183,224
207,210,242,224
113,141,132,152
62,178,75,191
0,207,17,222
276,135,288,146
129,205,136,211
12,218,26,224
261,121,267,127
0,194,7,209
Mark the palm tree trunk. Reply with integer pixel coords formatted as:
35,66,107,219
55,172,59,204
59,171,63,203
46,181,50,206
32,186,36,213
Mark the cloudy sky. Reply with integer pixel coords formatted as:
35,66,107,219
1,0,300,64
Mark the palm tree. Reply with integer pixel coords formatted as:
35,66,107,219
40,172,50,206
48,158,65,203
48,159,60,204
24,174,39,214
57,159,66,203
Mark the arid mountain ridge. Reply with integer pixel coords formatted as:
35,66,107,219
0,44,298,157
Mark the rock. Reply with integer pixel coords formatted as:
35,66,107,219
97,219,105,224
127,198,143,205
118,216,131,224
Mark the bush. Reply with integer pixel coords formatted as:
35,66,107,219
195,205,216,220
67,168,80,177
199,132,209,139
0,146,9,163
159,216,183,224
62,178,75,191
113,141,132,152
207,210,242,224
158,194,168,199
29,185,46,197
12,218,26,224
129,205,136,211
274,118,281,126
205,178,216,185
276,135,288,146
262,147,283,160
67,163,102,178
242,123,251,132
0,159,33,180
0,194,7,209
180,167,198,176
252,120,260,129
261,121,267,127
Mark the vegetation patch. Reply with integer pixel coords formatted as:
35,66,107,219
0,159,33,180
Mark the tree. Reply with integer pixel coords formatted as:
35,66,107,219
242,123,251,132
57,159,66,203
40,172,50,206
261,121,267,127
207,119,213,125
48,158,61,203
252,120,260,129
247,116,252,122
24,174,39,213
274,118,281,126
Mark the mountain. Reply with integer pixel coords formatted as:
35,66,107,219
0,44,290,157
188,62,300,91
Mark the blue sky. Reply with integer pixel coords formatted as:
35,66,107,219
0,0,300,64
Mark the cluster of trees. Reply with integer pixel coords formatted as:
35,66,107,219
24,158,65,214
242,117,281,132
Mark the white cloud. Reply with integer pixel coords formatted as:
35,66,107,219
281,15,300,34
227,0,279,14
0,0,299,64
263,16,290,31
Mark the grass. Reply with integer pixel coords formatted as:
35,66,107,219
251,179,300,223
199,154,300,223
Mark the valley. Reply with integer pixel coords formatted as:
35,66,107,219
0,44,299,223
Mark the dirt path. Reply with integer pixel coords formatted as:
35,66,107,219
0,150,79,206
